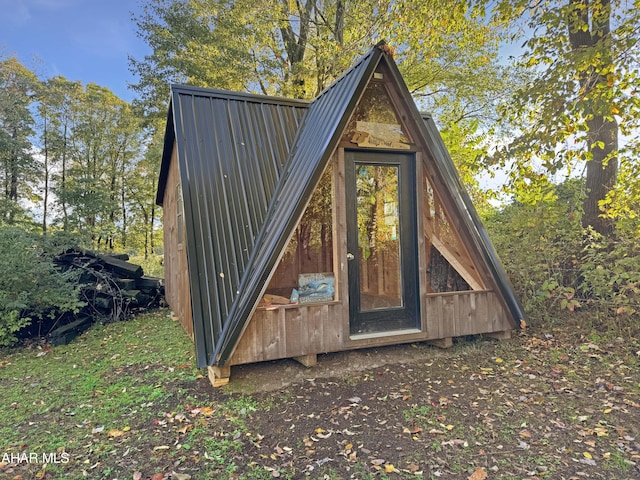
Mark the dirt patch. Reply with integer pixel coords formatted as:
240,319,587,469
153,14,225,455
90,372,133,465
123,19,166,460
225,341,453,394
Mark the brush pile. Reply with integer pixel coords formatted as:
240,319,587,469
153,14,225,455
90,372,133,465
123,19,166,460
45,248,164,345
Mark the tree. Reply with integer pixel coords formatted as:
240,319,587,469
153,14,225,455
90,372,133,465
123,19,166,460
125,121,163,258
0,57,39,224
491,0,640,237
38,76,84,232
60,84,143,248
131,0,514,108
131,0,520,204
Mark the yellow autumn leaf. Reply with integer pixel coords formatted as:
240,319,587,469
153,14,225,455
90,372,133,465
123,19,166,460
603,408,612,414
384,463,396,473
495,358,503,363
107,429,125,437
200,406,214,416
345,443,353,451
611,105,620,115
583,451,593,459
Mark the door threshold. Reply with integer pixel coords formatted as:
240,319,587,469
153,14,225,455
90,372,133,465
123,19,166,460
350,328,421,341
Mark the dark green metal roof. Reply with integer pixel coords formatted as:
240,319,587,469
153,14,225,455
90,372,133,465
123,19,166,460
157,86,310,367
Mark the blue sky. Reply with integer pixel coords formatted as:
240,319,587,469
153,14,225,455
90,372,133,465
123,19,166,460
0,0,148,102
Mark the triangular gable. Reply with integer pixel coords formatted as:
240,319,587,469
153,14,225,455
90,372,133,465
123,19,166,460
354,52,523,323
342,50,523,324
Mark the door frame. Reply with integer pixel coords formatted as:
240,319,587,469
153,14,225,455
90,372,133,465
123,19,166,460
345,150,420,336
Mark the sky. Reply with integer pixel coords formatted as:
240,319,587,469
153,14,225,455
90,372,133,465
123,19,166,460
0,0,149,102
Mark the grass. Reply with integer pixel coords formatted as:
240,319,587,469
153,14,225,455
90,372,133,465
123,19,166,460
1,310,198,478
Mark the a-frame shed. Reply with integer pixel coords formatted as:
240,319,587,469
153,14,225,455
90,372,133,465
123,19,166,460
157,42,524,386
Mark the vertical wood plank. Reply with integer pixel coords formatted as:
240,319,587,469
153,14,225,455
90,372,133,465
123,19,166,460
335,150,351,344
285,306,304,357
308,305,323,353
415,152,427,333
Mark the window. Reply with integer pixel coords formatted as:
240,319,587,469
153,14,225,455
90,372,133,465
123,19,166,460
344,81,411,149
261,166,334,306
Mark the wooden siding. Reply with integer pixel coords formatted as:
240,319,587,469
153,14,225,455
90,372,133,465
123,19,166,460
229,303,344,365
163,146,194,339
229,290,511,365
425,290,512,339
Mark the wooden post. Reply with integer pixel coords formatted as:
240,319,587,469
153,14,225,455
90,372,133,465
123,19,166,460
294,354,317,367
427,337,453,349
207,365,231,387
485,330,512,340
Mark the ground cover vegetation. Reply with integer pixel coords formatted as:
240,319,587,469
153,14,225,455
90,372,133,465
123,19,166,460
1,310,639,479
1,0,640,477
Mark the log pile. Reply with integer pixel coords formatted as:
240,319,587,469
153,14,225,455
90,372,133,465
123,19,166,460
46,248,165,345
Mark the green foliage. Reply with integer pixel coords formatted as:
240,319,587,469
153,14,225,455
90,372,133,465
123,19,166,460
490,0,640,236
0,227,85,346
580,228,640,322
0,57,39,223
131,0,517,123
484,179,583,322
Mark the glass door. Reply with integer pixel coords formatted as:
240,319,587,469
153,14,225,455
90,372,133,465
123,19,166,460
345,151,419,335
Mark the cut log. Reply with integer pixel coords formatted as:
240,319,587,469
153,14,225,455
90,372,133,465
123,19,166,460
99,255,143,278
48,316,92,346
116,278,136,290
105,253,129,261
135,276,162,289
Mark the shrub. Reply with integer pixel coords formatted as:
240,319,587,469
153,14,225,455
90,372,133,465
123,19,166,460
483,181,583,324
580,229,640,325
0,227,85,346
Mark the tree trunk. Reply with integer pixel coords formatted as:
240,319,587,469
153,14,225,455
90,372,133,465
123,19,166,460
567,0,618,236
583,114,618,236
42,115,49,234
61,123,69,231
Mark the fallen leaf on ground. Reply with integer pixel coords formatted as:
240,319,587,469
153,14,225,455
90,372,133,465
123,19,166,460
171,472,191,480
467,467,488,480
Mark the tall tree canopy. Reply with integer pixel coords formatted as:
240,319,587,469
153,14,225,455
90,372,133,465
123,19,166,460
0,58,158,253
0,58,39,224
130,0,518,198
490,0,640,236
